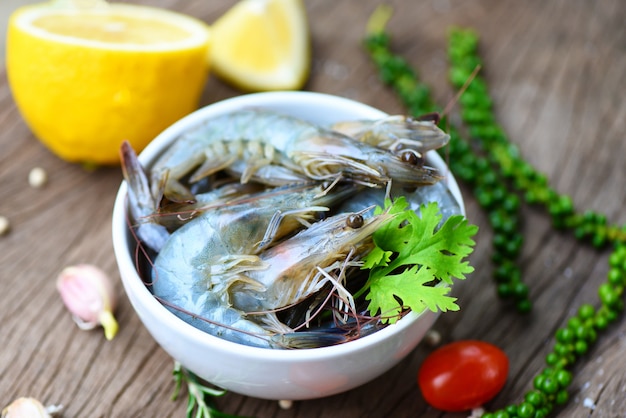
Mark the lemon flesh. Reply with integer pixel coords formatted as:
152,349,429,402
34,14,191,44
6,3,212,164
211,0,310,92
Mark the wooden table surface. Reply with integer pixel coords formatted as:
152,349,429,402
1,0,625,417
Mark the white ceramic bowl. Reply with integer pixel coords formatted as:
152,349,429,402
112,91,465,400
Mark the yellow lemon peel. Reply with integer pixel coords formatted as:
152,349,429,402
7,1,212,164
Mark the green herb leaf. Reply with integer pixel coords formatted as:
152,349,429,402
172,362,250,418
363,198,478,323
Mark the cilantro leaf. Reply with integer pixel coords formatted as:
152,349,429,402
362,198,478,323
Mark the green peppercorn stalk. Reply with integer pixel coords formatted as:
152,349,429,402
483,244,625,418
364,5,626,417
365,5,531,313
446,28,626,248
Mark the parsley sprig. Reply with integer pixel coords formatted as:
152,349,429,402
360,198,478,323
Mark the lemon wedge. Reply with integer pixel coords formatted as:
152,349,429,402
6,1,211,165
210,0,310,92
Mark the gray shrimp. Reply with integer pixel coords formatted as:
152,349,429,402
331,113,449,155
149,109,445,202
218,209,395,319
150,183,362,348
120,141,259,252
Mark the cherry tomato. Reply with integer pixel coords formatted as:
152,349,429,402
417,340,509,412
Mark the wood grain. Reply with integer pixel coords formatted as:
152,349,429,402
1,0,625,417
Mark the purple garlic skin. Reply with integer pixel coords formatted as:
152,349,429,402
56,264,119,340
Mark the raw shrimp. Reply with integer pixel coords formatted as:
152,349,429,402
155,279,345,349
151,182,359,348
219,210,394,317
149,109,444,202
149,183,262,232
121,141,260,252
152,208,393,348
153,181,357,269
121,141,170,252
331,114,450,155
150,181,356,295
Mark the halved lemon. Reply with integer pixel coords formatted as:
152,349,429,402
210,0,310,92
6,1,212,165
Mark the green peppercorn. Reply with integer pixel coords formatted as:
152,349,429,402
574,324,590,341
553,343,570,358
574,340,588,355
578,304,595,320
539,376,559,395
605,307,619,323
599,283,620,307
524,390,544,407
512,281,529,300
504,404,518,416
516,402,535,418
567,316,583,330
594,313,609,330
555,327,574,344
554,369,572,388
608,268,623,286
502,194,521,213
554,389,569,405
533,374,546,390
498,283,513,298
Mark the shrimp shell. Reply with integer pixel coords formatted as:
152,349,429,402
331,114,450,154
222,209,395,315
149,109,444,202
150,183,360,347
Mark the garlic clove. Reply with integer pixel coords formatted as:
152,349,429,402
2,397,61,418
56,264,119,340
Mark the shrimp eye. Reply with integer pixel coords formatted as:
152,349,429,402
346,214,364,229
400,150,425,167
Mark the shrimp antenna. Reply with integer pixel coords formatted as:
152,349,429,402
155,296,278,346
124,195,157,286
441,64,482,119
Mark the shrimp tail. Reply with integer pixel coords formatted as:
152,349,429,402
120,141,170,252
271,331,348,349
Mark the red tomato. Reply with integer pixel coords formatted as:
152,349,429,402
417,340,509,412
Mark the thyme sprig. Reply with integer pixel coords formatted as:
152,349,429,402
172,362,249,418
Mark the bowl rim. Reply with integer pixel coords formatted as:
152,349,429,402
112,91,464,361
